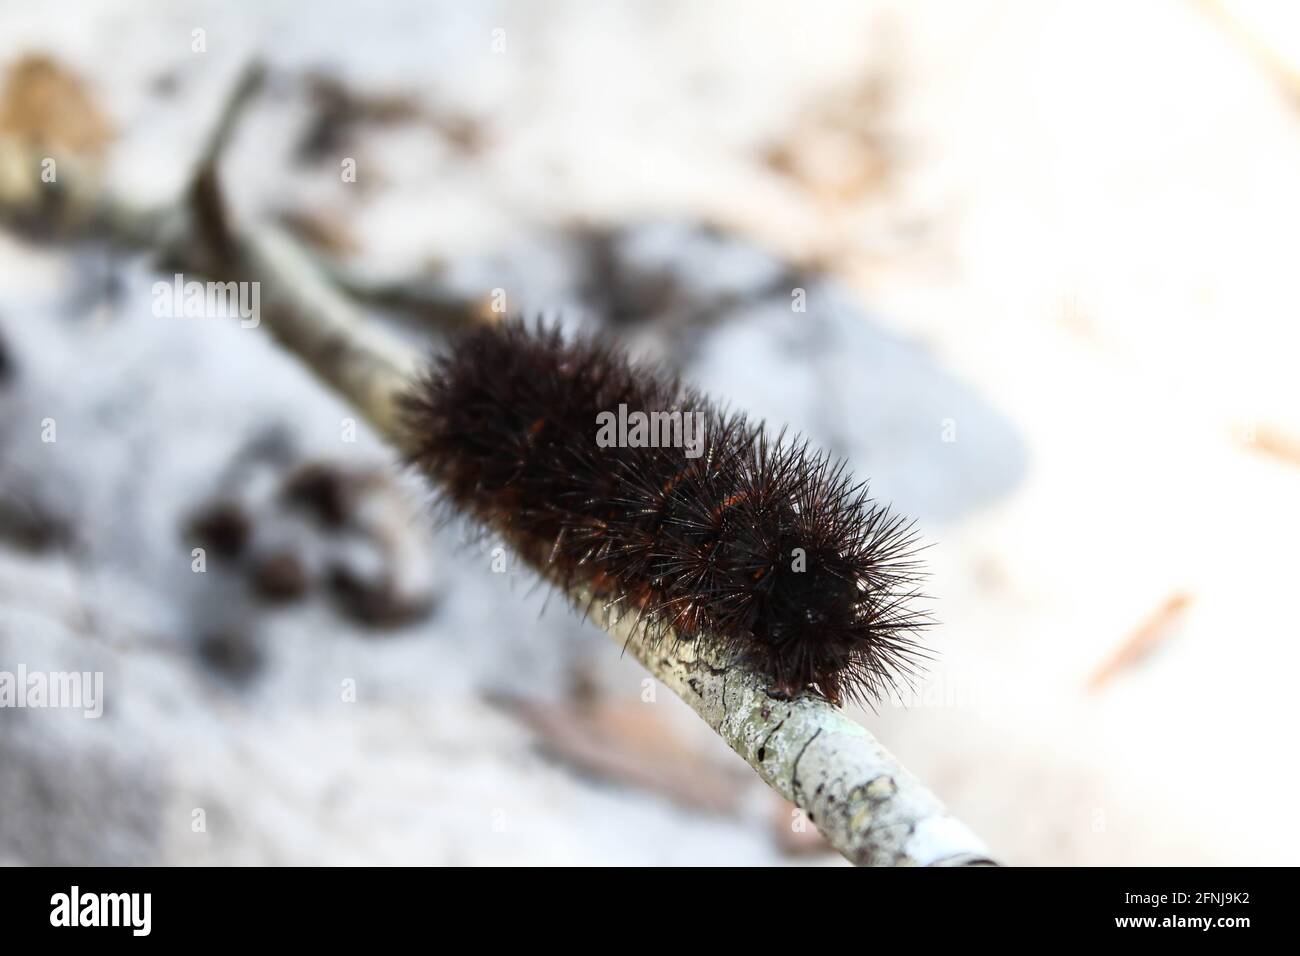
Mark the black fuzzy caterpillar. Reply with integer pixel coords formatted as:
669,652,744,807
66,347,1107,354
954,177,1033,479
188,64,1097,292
401,319,928,706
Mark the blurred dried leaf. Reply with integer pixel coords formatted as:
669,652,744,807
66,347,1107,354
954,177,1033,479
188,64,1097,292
761,66,895,206
1197,0,1300,110
1088,593,1193,691
493,695,742,815
1241,423,1300,467
0,54,113,158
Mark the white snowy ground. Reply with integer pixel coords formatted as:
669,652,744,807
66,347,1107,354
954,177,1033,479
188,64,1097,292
1,0,1299,865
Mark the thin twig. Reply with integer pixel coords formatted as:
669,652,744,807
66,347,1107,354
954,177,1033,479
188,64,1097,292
311,255,486,333
1195,0,1300,109
1087,593,1191,691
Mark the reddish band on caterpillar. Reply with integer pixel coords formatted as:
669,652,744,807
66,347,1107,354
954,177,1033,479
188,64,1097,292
401,319,930,706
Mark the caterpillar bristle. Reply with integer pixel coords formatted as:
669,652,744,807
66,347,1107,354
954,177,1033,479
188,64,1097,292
401,317,931,707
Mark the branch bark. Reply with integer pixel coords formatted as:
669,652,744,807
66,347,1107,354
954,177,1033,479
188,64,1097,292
0,62,996,866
